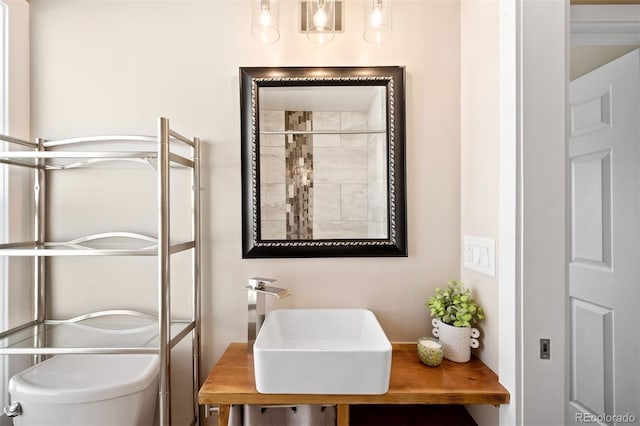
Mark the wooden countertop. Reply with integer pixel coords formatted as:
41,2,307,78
198,342,510,406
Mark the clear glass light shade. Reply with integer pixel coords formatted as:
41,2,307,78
305,0,335,44
364,0,391,43
252,0,280,44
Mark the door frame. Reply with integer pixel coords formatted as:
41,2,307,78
570,4,640,46
498,0,569,425
498,3,640,425
498,1,568,425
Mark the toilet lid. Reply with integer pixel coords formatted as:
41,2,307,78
8,354,159,404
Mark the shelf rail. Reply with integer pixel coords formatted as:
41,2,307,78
0,310,196,355
169,129,196,147
0,134,37,148
1,132,194,171
0,236,195,256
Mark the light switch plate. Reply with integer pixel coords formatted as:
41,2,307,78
463,236,496,277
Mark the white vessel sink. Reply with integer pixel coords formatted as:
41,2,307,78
253,309,392,395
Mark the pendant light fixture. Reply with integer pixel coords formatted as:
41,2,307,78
364,0,391,43
301,0,337,44
252,0,280,44
251,0,391,44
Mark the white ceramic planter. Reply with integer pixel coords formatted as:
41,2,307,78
431,319,480,363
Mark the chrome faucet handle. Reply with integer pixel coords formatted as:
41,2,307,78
248,277,277,290
247,277,291,299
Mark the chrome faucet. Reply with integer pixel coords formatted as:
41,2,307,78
247,277,291,351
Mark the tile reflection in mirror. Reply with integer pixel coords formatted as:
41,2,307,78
259,87,388,241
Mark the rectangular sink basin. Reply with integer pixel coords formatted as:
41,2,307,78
253,309,392,395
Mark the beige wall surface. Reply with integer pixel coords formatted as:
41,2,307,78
459,1,500,424
30,1,462,423
571,45,640,80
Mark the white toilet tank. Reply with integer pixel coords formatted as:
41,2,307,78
8,354,159,426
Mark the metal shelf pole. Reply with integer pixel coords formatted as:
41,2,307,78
34,138,46,323
33,138,46,363
158,118,171,426
192,137,202,425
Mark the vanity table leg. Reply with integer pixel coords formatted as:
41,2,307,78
337,404,350,426
218,404,230,426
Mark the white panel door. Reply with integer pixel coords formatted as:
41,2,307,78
569,49,639,426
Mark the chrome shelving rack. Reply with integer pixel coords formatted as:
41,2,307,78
0,117,201,426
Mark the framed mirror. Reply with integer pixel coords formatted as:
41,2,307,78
240,66,407,258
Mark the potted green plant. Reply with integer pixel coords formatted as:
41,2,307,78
425,280,484,362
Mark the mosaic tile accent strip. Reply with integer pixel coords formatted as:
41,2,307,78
285,111,314,240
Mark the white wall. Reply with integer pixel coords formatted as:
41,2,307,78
459,1,499,424
30,1,462,423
